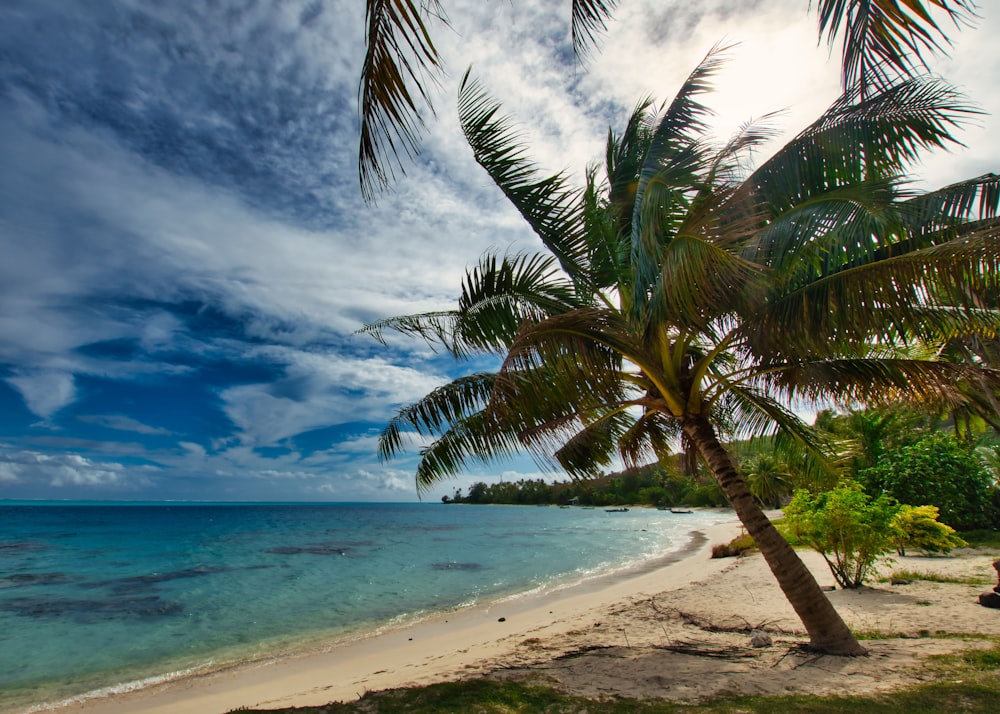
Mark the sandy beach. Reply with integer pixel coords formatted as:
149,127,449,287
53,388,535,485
41,516,1000,713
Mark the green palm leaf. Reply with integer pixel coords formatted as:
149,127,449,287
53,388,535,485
630,47,729,307
572,0,618,60
814,0,979,97
458,70,591,281
359,1,446,202
360,251,578,356
378,371,497,463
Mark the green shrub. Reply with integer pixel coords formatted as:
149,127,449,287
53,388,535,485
891,504,967,556
860,433,995,530
783,482,899,588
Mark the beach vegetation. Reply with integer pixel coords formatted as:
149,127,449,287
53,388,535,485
783,482,900,588
365,43,1000,654
740,453,794,508
890,504,967,556
711,531,756,559
813,405,929,474
859,432,996,531
959,528,1000,550
880,569,988,586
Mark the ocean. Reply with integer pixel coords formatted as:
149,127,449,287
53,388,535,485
0,502,730,712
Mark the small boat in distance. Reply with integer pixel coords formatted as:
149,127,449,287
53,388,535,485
669,508,694,514
604,507,629,513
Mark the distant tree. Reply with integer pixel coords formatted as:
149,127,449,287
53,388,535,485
860,432,995,530
740,453,794,508
814,406,928,473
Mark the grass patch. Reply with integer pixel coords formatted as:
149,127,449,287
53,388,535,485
232,642,1000,714
711,532,756,558
880,570,989,586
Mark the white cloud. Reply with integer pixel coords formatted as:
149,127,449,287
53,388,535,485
0,448,152,490
6,371,76,418
218,348,449,446
77,415,173,435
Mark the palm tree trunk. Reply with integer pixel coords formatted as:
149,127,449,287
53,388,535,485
682,414,867,656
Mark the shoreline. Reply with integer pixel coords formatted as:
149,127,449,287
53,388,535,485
33,516,744,714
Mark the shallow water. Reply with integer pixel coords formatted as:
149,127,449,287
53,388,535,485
0,502,729,711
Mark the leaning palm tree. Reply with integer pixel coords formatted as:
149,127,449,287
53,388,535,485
358,0,978,199
366,47,1000,655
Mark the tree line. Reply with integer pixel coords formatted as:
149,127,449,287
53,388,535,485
440,462,726,508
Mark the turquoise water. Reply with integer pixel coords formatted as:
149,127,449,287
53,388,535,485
0,502,728,711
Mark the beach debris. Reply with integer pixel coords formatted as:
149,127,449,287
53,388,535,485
978,559,1000,609
750,630,773,648
648,601,794,636
498,617,506,622
655,641,757,660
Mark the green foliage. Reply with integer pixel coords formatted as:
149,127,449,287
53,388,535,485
783,482,900,588
891,505,967,556
860,433,995,531
740,453,793,508
442,463,730,507
959,528,1000,550
814,406,928,473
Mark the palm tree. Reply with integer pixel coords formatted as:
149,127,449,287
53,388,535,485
365,47,1000,655
358,0,978,199
742,453,794,508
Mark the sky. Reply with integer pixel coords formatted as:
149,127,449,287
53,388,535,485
1,1,998,502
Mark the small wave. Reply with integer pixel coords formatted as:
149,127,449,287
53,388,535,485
22,663,214,713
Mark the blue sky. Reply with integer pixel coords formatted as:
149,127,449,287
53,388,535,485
2,1,998,502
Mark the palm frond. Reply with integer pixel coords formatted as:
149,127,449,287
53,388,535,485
898,173,1000,238
751,178,904,279
630,45,731,308
359,310,460,349
551,410,632,478
751,76,977,218
378,372,497,463
359,0,446,202
572,0,618,61
606,97,656,226
413,410,526,491
746,230,1000,357
648,228,765,329
454,251,580,355
773,357,1000,410
813,0,979,97
617,410,681,469
360,251,579,356
458,70,589,280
